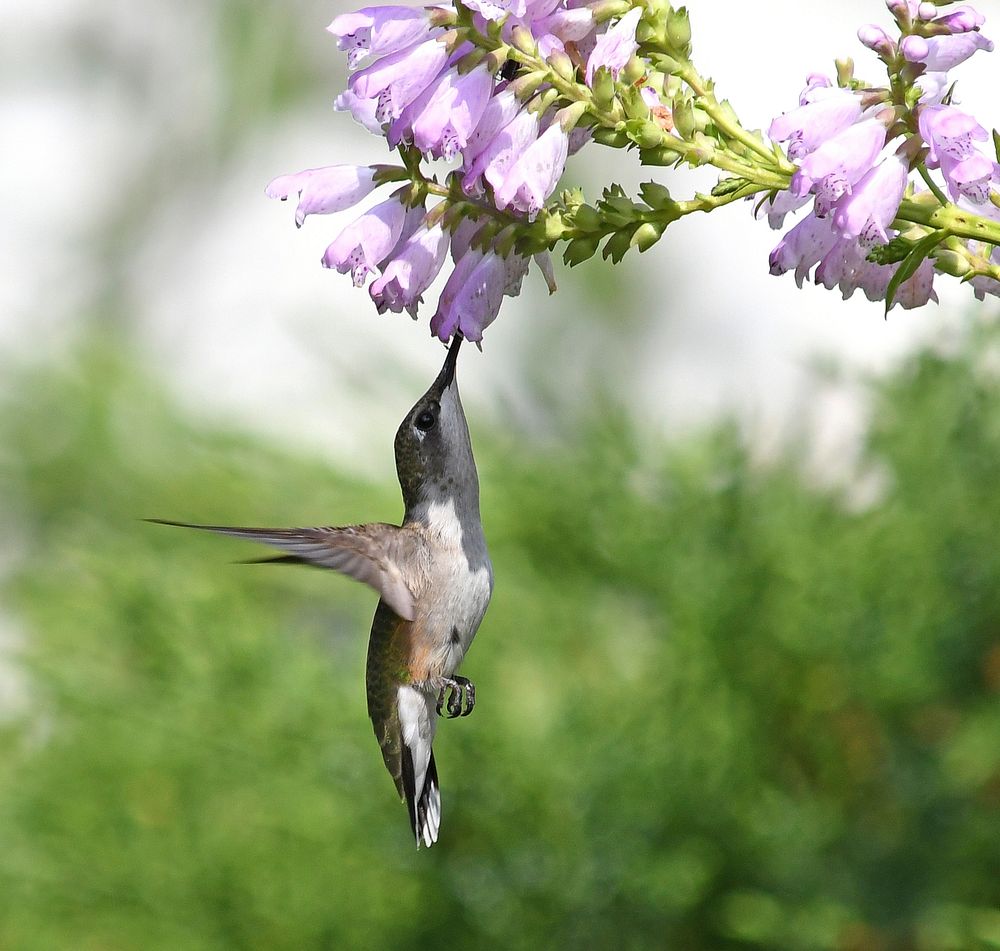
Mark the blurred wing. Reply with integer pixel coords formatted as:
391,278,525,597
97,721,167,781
148,519,418,620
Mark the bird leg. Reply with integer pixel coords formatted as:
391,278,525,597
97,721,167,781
435,676,475,718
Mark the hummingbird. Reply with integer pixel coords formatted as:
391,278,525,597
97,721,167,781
149,335,492,847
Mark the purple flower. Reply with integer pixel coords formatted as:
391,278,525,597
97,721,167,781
463,0,527,22
758,189,810,230
918,105,988,164
939,152,997,204
769,87,863,161
265,164,380,227
432,249,528,343
901,31,993,71
533,8,594,58
329,7,435,70
321,191,408,286
832,150,909,245
411,67,494,160
370,221,450,316
858,24,895,57
768,212,839,287
799,73,832,105
350,37,450,124
462,109,540,196
585,7,643,85
933,5,986,34
892,258,938,310
814,236,938,308
972,248,1000,300
462,87,522,170
915,71,951,104
430,246,487,340
791,118,887,216
493,121,569,218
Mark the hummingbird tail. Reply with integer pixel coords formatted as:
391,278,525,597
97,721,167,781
402,745,440,849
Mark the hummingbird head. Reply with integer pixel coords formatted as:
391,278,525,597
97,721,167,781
394,335,478,513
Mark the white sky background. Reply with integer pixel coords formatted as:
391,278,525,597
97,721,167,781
2,0,999,479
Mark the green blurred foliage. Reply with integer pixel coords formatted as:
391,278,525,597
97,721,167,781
1,325,1000,951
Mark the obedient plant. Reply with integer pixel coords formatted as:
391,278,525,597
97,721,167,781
268,0,1000,343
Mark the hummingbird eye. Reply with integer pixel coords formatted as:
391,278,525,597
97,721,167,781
414,404,438,432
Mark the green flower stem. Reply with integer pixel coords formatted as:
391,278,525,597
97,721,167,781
895,199,1000,248
916,164,950,207
674,62,796,175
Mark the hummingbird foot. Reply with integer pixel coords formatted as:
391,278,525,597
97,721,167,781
434,676,475,719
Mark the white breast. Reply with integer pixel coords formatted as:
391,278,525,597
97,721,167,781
412,496,493,679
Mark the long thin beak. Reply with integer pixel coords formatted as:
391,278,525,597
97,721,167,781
435,333,462,392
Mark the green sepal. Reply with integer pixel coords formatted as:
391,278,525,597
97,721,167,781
672,99,696,139
639,181,673,210
639,146,681,167
592,126,630,148
591,66,616,108
571,203,603,233
867,236,917,266
711,177,749,198
625,118,664,150
563,236,601,266
665,7,691,53
602,228,634,264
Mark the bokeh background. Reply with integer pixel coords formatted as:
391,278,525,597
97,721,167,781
3,1,1000,948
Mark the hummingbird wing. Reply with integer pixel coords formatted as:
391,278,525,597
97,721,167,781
147,520,420,621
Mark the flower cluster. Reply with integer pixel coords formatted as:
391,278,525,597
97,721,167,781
266,0,647,343
765,0,998,307
265,0,1000,342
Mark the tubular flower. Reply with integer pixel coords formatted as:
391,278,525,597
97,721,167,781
328,6,436,69
321,192,408,287
769,87,864,162
900,31,993,71
791,118,887,216
370,221,450,317
832,149,909,245
350,37,452,124
265,165,382,228
493,122,570,218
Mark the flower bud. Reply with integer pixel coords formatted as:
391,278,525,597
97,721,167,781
527,87,560,115
457,48,487,74
590,0,631,25
858,25,895,58
665,7,691,51
672,99,697,138
622,55,646,84
631,221,664,252
640,181,672,208
557,101,590,132
510,25,537,55
933,248,972,278
639,146,682,166
592,126,630,147
510,70,548,100
547,50,577,82
627,119,664,149
835,57,855,85
591,66,617,107
429,6,457,27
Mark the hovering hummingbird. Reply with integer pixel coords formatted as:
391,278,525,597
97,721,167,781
150,335,492,847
